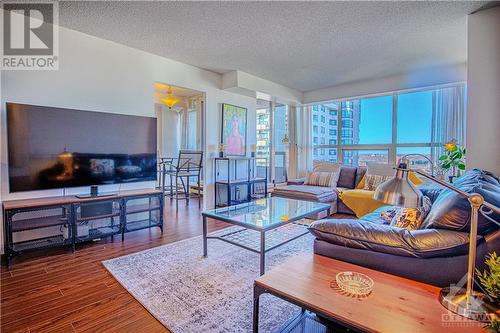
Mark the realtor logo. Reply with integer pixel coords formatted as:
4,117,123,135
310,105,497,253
2,1,59,70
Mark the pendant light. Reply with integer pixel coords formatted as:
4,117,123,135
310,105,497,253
161,86,179,109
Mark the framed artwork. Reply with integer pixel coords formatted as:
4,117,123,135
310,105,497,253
221,103,247,156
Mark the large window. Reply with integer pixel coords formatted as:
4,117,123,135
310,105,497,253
311,84,466,171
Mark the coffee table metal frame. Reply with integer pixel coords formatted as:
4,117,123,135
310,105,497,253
253,284,362,333
202,202,330,275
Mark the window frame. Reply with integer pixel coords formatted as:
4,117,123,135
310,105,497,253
310,83,466,166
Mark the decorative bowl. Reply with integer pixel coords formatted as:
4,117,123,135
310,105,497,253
333,271,374,297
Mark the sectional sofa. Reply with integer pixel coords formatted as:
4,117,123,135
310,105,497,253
272,164,367,216
308,169,500,287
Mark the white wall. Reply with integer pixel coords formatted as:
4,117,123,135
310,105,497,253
223,70,303,105
466,6,500,175
303,63,467,104
0,26,257,250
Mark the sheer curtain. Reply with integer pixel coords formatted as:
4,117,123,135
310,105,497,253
431,84,467,163
288,105,298,179
288,105,313,179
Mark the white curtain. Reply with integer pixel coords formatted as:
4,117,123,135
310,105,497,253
288,105,298,179
289,105,313,179
431,85,467,163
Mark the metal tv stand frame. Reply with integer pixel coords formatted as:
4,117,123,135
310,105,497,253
3,189,163,266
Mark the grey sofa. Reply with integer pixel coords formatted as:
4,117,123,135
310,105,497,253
272,165,366,216
308,169,500,287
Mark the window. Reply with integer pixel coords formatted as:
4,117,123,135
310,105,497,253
313,137,318,144
396,147,432,172
341,129,351,137
343,149,389,166
357,96,393,144
255,103,289,184
313,125,318,134
313,114,318,122
341,119,353,128
397,91,432,144
321,115,325,123
311,84,466,168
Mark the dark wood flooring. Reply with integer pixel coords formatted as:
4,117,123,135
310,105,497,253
0,198,346,333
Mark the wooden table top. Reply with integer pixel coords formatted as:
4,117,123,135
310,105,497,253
2,188,162,210
255,254,486,333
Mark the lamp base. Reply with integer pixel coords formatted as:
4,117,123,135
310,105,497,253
439,287,499,322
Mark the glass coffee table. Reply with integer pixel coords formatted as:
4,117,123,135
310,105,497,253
202,197,331,275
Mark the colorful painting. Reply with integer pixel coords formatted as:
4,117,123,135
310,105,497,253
221,103,247,156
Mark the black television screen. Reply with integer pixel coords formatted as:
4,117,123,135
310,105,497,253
7,103,157,192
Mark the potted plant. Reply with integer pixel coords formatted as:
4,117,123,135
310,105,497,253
438,140,466,183
476,252,500,332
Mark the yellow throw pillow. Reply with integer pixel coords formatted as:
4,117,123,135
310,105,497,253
356,175,366,189
409,171,424,185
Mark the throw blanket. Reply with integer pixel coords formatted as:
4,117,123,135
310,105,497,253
339,189,386,218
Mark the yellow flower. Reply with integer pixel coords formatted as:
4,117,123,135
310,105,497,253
280,215,289,221
444,140,457,152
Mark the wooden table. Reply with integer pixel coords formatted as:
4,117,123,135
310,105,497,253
253,254,486,333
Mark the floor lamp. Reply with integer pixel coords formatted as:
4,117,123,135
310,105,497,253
373,156,500,322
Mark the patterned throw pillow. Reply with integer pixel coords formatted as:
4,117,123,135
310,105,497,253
304,171,338,187
363,174,390,191
380,208,398,224
390,196,432,230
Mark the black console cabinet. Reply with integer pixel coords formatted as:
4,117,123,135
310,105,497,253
3,189,163,266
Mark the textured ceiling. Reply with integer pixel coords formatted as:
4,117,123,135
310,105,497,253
58,1,485,92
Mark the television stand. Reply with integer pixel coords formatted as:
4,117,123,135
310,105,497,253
2,189,163,266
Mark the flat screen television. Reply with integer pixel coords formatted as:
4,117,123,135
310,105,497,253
6,103,157,192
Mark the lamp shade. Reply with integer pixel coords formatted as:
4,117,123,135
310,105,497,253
373,167,423,208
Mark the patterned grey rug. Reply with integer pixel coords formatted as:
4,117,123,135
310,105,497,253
102,225,315,333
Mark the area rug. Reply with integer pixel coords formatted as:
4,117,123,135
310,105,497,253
102,224,315,333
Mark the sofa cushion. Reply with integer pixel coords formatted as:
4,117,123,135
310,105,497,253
308,219,477,258
363,174,391,191
337,166,357,189
304,171,338,187
422,169,500,235
272,185,337,203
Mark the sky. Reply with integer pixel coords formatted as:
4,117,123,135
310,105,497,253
358,91,433,146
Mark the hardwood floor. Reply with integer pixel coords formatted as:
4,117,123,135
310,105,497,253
1,197,229,333
1,198,348,333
